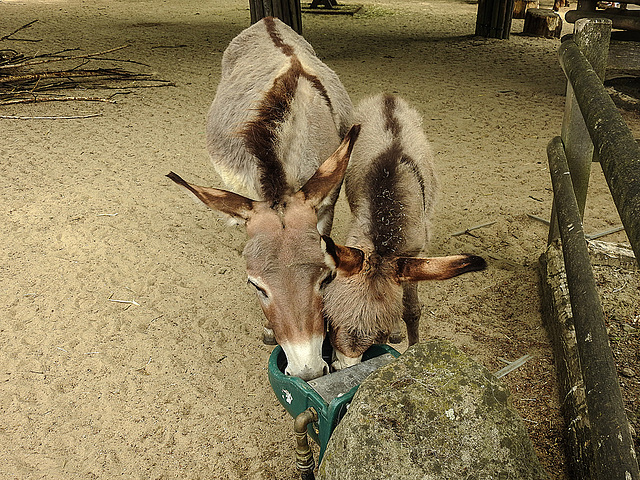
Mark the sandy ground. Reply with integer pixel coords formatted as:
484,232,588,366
2,0,639,478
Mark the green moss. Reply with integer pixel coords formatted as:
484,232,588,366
320,341,546,480
500,436,514,450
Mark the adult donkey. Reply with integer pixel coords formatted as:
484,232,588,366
167,17,356,381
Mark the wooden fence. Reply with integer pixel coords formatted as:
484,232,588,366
539,17,640,480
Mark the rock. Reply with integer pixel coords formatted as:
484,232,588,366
318,340,548,480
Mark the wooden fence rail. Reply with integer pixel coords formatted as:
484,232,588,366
558,27,640,262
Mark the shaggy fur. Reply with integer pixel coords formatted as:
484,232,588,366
324,94,485,366
324,93,437,358
344,94,436,256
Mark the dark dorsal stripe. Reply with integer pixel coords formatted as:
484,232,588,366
264,16,295,56
365,94,427,256
383,93,401,137
241,17,336,204
382,94,426,209
264,17,333,110
365,142,407,257
241,68,294,204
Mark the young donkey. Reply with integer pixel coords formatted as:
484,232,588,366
322,94,487,370
167,17,357,381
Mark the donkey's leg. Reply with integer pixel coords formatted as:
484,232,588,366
402,282,422,345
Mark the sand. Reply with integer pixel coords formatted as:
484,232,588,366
2,0,638,478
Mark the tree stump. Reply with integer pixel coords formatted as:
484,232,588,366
513,0,539,18
523,8,563,37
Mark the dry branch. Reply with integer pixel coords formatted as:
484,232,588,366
451,220,497,237
1,26,171,114
1,96,116,105
0,20,41,42
0,113,103,119
0,44,131,70
0,68,148,84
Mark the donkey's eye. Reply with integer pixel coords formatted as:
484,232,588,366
319,270,336,291
248,278,269,299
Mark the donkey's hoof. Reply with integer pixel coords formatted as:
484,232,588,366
262,327,277,345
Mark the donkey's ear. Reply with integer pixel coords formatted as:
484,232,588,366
167,172,256,222
299,124,361,207
321,235,365,277
395,254,487,282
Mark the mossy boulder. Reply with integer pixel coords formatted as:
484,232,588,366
318,340,548,480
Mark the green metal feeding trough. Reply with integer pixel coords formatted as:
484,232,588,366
268,342,400,473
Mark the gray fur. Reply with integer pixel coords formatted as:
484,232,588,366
206,17,353,217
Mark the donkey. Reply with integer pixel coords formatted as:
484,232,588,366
167,17,355,381
321,94,487,370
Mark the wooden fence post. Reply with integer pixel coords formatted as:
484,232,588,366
475,0,516,39
559,32,640,266
249,0,303,34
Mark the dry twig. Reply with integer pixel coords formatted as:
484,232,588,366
451,220,497,237
585,225,625,240
0,113,103,119
494,354,533,378
108,297,141,306
0,68,149,84
1,95,116,105
527,214,551,226
0,20,41,42
1,27,171,113
0,45,131,70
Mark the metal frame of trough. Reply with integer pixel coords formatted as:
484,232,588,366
539,17,640,480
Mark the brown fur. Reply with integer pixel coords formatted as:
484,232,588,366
263,16,294,56
239,63,296,204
